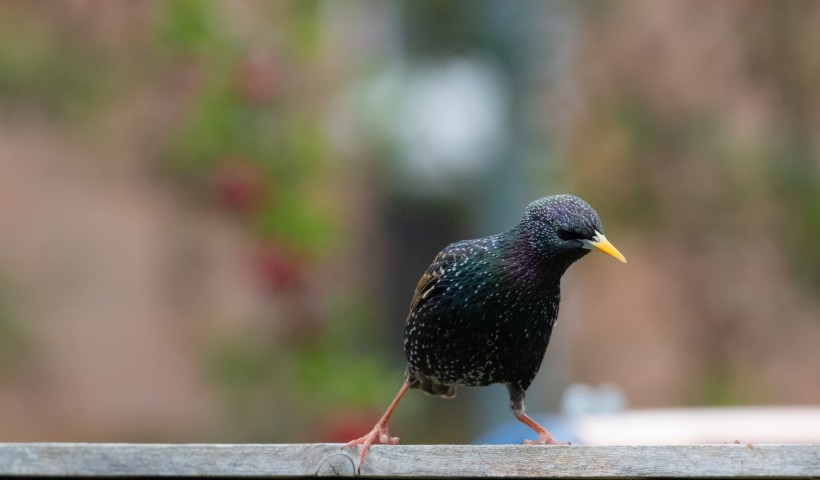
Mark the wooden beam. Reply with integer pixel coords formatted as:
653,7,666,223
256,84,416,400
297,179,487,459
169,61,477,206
0,443,818,477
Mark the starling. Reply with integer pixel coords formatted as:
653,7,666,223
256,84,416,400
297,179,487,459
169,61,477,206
346,194,626,467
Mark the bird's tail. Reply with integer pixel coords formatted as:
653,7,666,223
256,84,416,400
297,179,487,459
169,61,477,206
405,368,456,398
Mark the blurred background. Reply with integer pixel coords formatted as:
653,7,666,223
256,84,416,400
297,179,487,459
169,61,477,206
0,0,818,445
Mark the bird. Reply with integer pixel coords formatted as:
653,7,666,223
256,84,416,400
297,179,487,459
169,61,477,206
345,194,626,468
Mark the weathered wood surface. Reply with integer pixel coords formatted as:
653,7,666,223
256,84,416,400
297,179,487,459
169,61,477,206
0,443,818,478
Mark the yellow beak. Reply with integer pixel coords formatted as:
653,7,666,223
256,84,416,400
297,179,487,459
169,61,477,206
585,230,627,263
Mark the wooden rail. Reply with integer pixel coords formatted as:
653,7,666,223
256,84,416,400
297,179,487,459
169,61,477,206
0,443,818,477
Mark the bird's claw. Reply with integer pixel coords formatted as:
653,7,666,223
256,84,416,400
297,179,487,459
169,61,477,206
523,434,563,445
345,424,399,448
345,424,400,472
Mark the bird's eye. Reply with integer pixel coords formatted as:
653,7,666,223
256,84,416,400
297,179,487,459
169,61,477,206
556,229,584,241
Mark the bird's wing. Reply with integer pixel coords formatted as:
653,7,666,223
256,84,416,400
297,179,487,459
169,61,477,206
407,239,490,317
407,248,458,316
408,250,448,314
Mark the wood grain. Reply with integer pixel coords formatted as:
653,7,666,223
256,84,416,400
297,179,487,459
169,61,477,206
0,443,817,477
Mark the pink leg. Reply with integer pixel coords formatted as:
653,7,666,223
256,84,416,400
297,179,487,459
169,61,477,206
345,381,411,469
515,410,560,445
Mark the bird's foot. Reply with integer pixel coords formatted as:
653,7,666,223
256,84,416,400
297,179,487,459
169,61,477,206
523,433,562,445
345,424,400,448
344,424,399,471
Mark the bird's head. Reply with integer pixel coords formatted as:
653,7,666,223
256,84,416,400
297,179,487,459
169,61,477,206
519,194,627,264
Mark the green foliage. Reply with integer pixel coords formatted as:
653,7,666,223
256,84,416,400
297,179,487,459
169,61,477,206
768,143,820,290
203,295,401,437
167,69,256,174
166,66,336,256
158,0,222,55
286,295,403,413
253,193,337,257
0,19,110,118
698,362,769,407
205,294,400,417
285,0,322,55
207,336,275,392
587,99,666,228
205,334,279,421
158,1,394,435
0,279,30,378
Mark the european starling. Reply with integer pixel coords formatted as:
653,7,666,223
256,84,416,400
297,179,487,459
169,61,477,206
346,194,626,467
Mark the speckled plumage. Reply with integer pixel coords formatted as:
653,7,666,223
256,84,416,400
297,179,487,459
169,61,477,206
346,194,625,469
403,194,605,410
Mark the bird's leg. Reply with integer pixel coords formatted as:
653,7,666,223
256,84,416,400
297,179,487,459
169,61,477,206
345,380,410,468
507,383,560,445
515,410,559,445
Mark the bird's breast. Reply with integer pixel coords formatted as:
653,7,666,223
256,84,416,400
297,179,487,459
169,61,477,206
404,275,560,388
